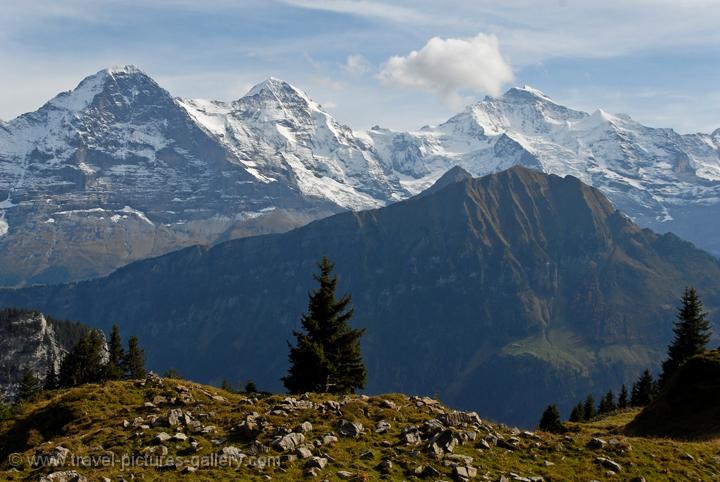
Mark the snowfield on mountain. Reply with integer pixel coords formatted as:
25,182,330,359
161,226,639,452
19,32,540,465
0,65,718,286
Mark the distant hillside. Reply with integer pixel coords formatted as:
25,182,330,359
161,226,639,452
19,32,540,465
2,167,720,426
626,349,720,439
2,376,719,481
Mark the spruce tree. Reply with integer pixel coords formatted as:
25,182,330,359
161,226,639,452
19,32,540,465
16,366,40,403
59,330,106,387
221,379,232,392
125,336,147,379
598,390,616,414
283,257,367,394
631,369,656,406
569,403,584,422
106,325,125,380
660,287,712,386
583,394,597,420
538,404,563,433
43,357,58,391
617,384,629,409
245,380,257,393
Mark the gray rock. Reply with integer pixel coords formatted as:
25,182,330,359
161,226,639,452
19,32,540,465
295,447,314,459
359,450,374,460
375,420,392,434
297,421,313,433
595,456,622,472
271,432,305,452
155,432,172,443
378,459,393,472
337,419,363,438
304,456,328,469
220,446,245,463
321,433,338,445
588,437,607,449
39,471,88,482
455,464,478,480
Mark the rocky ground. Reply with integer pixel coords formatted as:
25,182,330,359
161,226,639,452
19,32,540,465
1,374,719,481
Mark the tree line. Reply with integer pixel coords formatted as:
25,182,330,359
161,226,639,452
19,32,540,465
14,325,146,405
539,287,713,432
10,256,367,411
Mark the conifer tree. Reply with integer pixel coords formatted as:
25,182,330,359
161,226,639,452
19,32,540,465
221,379,232,392
16,366,40,403
125,336,147,379
106,325,125,380
660,287,712,386
245,380,257,393
569,403,584,422
43,357,58,391
598,390,616,414
631,369,656,406
59,330,106,387
538,404,563,433
583,394,597,420
617,384,629,409
283,257,367,394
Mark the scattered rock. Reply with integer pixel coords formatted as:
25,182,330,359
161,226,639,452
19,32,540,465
359,450,374,460
375,420,392,434
220,446,246,463
477,439,492,450
304,457,328,470
595,456,622,472
296,447,314,459
155,432,172,443
337,470,355,479
37,446,72,467
415,465,441,477
141,445,169,456
681,453,695,462
587,437,607,450
39,471,87,482
297,421,313,433
455,464,478,480
440,411,482,427
321,433,338,445
271,432,306,452
378,459,393,472
337,419,363,438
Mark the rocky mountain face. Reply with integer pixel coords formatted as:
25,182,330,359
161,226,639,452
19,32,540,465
2,167,719,425
0,67,337,286
0,309,90,402
1,67,718,286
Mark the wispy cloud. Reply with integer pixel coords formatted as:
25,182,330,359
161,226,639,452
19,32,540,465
278,0,435,24
341,54,372,75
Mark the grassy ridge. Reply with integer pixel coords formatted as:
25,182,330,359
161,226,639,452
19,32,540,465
1,376,719,481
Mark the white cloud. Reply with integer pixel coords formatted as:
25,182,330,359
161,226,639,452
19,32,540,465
342,54,372,75
378,33,514,104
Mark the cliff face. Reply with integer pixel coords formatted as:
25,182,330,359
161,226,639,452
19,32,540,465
0,309,89,402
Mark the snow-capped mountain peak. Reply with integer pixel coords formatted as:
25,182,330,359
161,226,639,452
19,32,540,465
1,66,720,288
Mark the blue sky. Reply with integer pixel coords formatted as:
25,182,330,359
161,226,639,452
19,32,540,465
1,0,718,133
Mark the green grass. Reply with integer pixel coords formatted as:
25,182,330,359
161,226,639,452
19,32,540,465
1,378,719,481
